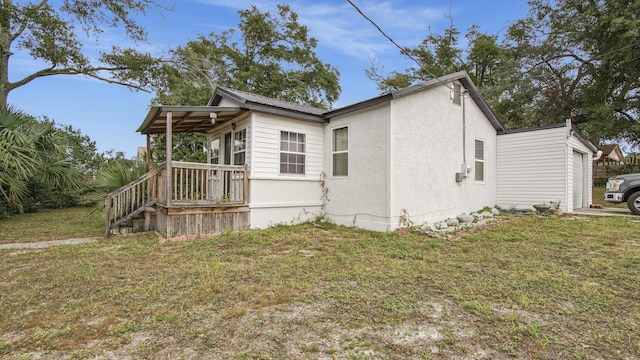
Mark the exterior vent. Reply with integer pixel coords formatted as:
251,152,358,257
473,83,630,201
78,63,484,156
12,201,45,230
452,83,462,105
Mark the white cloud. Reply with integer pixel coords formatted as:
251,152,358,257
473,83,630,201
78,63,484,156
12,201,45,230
187,0,445,60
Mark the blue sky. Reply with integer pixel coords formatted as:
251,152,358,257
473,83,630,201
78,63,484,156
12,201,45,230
8,0,529,157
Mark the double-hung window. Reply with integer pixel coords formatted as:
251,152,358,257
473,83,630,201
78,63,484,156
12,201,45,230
233,129,246,165
475,139,484,181
280,131,305,174
209,138,219,164
332,127,348,176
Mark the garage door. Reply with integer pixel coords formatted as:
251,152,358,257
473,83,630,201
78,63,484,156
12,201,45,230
573,151,584,209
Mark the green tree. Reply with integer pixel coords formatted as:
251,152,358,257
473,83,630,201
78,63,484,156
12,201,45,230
0,107,85,216
0,0,170,106
40,118,108,178
503,0,640,145
366,24,509,93
151,4,341,162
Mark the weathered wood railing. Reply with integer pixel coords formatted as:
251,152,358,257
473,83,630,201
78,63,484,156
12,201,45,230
105,168,159,236
105,162,249,236
159,161,248,205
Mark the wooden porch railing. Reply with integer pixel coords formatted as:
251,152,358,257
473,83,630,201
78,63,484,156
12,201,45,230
105,162,249,236
159,161,248,205
104,168,159,237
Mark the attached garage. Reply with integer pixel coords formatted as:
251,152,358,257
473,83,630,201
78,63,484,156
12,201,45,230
496,120,597,213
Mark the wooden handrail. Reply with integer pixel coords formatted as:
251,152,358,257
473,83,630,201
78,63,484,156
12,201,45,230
105,168,159,237
105,162,249,236
159,162,249,205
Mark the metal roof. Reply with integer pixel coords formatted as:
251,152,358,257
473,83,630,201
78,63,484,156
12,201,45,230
137,106,247,134
211,87,325,116
137,71,506,135
324,71,506,132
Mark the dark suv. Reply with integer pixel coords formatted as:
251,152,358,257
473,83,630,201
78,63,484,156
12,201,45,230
604,173,640,215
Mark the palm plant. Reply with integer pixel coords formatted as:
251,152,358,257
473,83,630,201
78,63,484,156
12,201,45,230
89,159,149,215
93,160,149,192
0,107,84,216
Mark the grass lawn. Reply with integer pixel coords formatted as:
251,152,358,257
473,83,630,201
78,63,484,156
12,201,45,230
0,207,103,244
1,209,639,359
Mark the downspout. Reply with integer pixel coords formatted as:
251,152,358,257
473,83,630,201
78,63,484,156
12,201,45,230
593,150,603,161
146,134,151,169
458,88,469,182
462,90,466,166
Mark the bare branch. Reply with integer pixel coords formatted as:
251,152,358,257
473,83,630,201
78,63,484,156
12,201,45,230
7,66,151,93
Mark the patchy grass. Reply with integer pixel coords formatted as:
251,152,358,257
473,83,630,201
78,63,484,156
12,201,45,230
1,212,640,359
0,208,103,244
592,186,627,208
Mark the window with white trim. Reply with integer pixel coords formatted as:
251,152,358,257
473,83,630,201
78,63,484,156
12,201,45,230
233,129,246,165
332,127,348,176
475,139,484,181
280,131,305,174
210,138,219,164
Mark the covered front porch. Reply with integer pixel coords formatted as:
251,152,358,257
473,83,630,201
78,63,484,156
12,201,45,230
105,105,252,237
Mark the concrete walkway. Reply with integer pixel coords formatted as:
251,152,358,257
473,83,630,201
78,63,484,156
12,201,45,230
572,207,635,217
0,237,100,250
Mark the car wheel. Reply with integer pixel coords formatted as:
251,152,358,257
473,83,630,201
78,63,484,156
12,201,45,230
627,191,640,215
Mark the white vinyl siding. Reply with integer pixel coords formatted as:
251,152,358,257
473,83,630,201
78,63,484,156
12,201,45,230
247,113,324,227
250,113,323,178
497,127,566,209
567,134,593,212
497,124,593,213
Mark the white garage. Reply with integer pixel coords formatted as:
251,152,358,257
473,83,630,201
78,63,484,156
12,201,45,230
496,120,598,213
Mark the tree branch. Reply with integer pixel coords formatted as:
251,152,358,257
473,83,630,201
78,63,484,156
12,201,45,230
11,0,49,42
615,109,635,122
8,66,151,93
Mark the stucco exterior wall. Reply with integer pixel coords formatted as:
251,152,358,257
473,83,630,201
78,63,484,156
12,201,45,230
388,83,498,228
324,104,391,231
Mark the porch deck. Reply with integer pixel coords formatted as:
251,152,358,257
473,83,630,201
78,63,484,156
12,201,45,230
105,162,249,237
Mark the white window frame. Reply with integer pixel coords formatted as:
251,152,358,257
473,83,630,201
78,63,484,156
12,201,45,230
233,128,247,165
279,131,306,175
332,126,349,177
475,138,485,182
209,136,220,164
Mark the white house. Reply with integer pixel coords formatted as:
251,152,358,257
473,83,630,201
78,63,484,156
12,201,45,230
320,72,504,230
107,71,596,237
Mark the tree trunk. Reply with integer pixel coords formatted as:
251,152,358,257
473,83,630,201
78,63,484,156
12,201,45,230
0,0,13,108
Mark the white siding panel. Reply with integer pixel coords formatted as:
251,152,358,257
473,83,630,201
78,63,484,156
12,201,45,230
246,113,324,229
250,112,323,179
249,179,322,228
497,127,568,211
567,134,593,211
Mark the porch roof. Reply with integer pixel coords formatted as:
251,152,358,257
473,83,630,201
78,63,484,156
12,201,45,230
137,106,247,135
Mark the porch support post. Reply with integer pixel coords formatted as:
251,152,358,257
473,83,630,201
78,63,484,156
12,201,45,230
146,133,151,169
166,111,173,207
